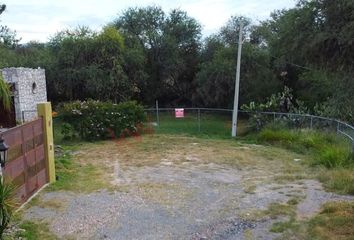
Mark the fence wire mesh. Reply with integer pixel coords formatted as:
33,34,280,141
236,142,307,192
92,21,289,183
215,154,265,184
144,108,354,152
22,107,354,152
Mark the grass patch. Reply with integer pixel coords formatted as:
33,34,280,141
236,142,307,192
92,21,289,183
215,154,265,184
270,218,297,233
318,168,354,195
279,201,354,240
255,125,354,195
307,201,354,239
47,144,111,193
263,197,303,234
15,221,56,240
257,127,353,169
273,173,307,183
146,111,251,139
263,202,296,219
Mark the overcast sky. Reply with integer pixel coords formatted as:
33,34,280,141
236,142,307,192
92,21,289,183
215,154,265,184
0,0,297,43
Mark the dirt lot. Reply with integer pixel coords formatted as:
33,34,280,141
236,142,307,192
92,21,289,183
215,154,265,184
21,135,353,239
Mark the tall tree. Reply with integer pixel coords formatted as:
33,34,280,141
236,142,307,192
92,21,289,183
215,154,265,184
255,0,354,121
46,26,130,103
0,3,19,48
113,6,201,105
194,16,280,108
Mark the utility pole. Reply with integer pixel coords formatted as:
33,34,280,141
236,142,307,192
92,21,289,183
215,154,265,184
231,22,243,137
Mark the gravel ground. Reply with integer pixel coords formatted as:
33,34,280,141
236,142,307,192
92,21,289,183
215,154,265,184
20,135,354,239
23,159,354,240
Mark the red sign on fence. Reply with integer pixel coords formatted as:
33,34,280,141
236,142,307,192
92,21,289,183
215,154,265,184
175,108,184,118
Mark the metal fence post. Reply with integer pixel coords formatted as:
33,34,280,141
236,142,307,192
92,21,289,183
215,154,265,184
336,121,340,134
273,113,275,122
310,116,313,129
22,111,25,123
156,100,160,128
198,108,201,133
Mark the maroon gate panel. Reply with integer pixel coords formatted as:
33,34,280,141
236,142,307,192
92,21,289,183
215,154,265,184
2,118,48,203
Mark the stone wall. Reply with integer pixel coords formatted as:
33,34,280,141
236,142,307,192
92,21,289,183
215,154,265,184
1,67,47,122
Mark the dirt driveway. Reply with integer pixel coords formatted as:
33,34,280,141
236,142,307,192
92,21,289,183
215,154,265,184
22,135,353,239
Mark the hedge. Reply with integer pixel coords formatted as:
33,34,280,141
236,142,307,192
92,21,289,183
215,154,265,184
58,100,145,140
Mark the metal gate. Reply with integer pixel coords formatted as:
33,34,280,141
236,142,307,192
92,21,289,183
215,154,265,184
2,118,48,203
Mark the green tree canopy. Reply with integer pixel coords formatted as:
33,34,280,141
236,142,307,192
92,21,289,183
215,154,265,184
113,6,201,105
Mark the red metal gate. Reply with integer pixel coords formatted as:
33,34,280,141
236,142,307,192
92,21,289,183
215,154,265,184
2,118,48,203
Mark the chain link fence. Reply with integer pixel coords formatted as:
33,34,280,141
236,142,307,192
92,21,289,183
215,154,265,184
21,107,354,152
144,107,354,152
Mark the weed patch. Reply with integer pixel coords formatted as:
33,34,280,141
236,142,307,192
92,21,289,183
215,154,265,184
263,202,296,219
257,128,353,169
318,168,354,195
270,218,297,233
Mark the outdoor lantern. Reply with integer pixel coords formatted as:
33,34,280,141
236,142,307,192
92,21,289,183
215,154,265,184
0,136,9,168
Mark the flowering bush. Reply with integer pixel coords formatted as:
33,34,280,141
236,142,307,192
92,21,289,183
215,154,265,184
58,100,145,140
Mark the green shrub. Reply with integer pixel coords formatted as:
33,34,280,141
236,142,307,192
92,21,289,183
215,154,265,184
61,123,76,140
58,100,145,140
316,146,352,168
0,178,17,239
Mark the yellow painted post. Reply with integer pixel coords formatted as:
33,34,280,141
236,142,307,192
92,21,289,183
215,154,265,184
37,102,56,183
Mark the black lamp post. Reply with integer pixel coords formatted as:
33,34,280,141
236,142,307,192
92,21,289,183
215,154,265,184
0,136,9,168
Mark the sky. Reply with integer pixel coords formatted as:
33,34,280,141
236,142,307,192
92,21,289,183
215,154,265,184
0,0,297,43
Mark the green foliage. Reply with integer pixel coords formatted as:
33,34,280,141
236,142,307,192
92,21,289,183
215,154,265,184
241,87,309,131
258,126,354,169
0,4,20,49
0,2,353,124
113,6,201,105
270,218,297,233
16,221,56,240
60,122,76,140
318,169,354,195
241,86,308,113
313,73,354,123
254,0,354,122
257,126,354,195
47,143,113,193
0,74,10,110
45,26,130,103
194,16,281,108
258,128,299,144
58,100,145,141
0,178,17,239
316,146,353,169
